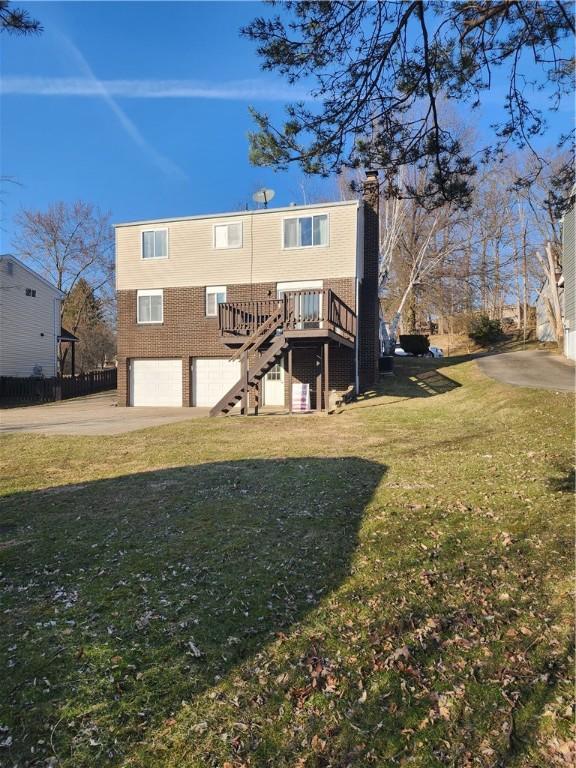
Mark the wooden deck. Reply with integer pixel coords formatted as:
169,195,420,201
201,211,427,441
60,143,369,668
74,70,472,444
210,289,357,416
218,289,356,346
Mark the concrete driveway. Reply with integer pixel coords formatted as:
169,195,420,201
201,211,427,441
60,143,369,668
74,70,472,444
0,391,210,435
477,350,575,392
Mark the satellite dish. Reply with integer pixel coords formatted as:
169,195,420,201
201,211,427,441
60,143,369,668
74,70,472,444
252,188,275,208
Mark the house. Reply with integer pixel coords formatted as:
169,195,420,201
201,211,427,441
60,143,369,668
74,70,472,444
0,254,64,378
562,189,575,360
115,172,381,413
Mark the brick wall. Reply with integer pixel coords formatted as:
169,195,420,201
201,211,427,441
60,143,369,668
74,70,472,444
117,278,356,407
358,171,380,391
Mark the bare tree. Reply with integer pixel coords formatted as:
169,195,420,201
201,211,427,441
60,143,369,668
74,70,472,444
536,242,564,346
13,201,114,370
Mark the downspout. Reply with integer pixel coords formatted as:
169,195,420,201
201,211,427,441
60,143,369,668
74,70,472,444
355,277,360,394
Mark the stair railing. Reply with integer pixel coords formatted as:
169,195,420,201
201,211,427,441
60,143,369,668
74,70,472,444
230,298,286,362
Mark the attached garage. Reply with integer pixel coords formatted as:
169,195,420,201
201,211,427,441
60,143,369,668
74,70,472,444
130,359,183,407
192,358,241,407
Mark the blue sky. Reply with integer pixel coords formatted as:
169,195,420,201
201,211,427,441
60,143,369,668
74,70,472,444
1,1,331,249
1,1,573,251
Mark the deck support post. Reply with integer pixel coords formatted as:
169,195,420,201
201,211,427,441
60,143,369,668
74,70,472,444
254,380,260,416
324,341,329,412
71,342,76,378
316,346,322,412
288,346,293,414
241,352,249,415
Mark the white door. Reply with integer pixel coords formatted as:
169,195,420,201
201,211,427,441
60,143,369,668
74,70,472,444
193,358,241,407
131,359,183,407
264,361,285,406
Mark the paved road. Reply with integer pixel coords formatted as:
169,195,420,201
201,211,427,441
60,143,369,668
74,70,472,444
476,350,575,392
0,391,210,436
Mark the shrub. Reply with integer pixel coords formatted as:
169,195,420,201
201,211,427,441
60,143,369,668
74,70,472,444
467,314,503,344
399,334,430,356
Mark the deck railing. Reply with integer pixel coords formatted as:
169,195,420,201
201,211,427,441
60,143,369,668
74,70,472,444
218,299,283,337
218,289,356,341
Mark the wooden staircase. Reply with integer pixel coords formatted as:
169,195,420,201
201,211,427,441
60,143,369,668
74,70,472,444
209,335,288,416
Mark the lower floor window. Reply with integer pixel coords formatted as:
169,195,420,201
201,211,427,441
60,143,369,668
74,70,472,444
137,289,163,323
267,363,282,381
206,285,227,316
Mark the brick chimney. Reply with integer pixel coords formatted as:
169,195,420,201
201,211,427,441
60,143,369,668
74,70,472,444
358,170,380,391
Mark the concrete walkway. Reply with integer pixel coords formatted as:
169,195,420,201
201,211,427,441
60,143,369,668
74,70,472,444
0,391,210,435
476,350,575,392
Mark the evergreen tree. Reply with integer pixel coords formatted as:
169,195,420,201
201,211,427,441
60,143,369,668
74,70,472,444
0,1,41,34
242,1,575,207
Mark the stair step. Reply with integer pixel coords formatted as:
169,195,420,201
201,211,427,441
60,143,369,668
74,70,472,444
209,336,288,417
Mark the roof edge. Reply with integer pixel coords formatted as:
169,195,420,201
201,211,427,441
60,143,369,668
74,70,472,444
114,199,360,229
0,254,65,297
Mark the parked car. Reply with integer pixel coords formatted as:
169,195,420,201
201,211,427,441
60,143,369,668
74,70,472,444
394,344,444,358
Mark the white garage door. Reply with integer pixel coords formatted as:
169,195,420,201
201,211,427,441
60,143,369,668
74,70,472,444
131,359,183,407
193,358,241,407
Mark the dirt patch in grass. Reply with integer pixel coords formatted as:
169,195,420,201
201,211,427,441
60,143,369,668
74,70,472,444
0,359,573,767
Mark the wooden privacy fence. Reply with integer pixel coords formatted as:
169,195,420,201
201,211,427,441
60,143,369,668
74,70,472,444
0,368,117,404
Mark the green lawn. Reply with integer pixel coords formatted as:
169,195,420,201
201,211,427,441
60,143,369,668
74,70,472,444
0,358,573,767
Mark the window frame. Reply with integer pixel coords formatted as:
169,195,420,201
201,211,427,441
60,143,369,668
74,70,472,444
137,289,164,324
282,213,329,250
205,285,227,317
213,221,243,250
141,227,169,260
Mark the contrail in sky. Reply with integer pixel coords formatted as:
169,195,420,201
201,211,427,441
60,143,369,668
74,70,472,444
2,76,314,102
48,32,189,181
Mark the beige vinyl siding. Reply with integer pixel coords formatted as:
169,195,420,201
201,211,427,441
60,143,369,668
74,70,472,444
116,202,360,291
0,258,62,377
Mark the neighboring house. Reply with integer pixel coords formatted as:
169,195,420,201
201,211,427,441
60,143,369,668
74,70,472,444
562,189,575,360
0,255,64,378
115,172,381,412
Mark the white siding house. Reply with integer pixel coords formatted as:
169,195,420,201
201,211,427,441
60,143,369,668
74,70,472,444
0,255,64,378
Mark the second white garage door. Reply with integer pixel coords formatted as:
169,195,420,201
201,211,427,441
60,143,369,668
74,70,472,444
193,358,241,407
131,359,183,407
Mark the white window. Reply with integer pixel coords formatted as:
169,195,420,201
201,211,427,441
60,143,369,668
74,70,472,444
137,289,163,324
277,280,323,323
142,228,168,259
214,222,242,249
206,285,227,317
283,214,328,248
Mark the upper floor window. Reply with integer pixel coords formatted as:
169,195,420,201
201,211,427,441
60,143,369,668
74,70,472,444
206,285,227,317
142,228,168,259
137,289,163,324
283,214,328,248
214,222,242,249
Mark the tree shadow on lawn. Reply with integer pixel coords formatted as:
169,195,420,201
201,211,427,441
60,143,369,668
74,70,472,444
0,456,385,767
353,367,461,409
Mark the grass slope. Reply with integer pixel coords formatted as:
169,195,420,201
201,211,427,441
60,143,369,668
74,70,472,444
0,358,573,768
